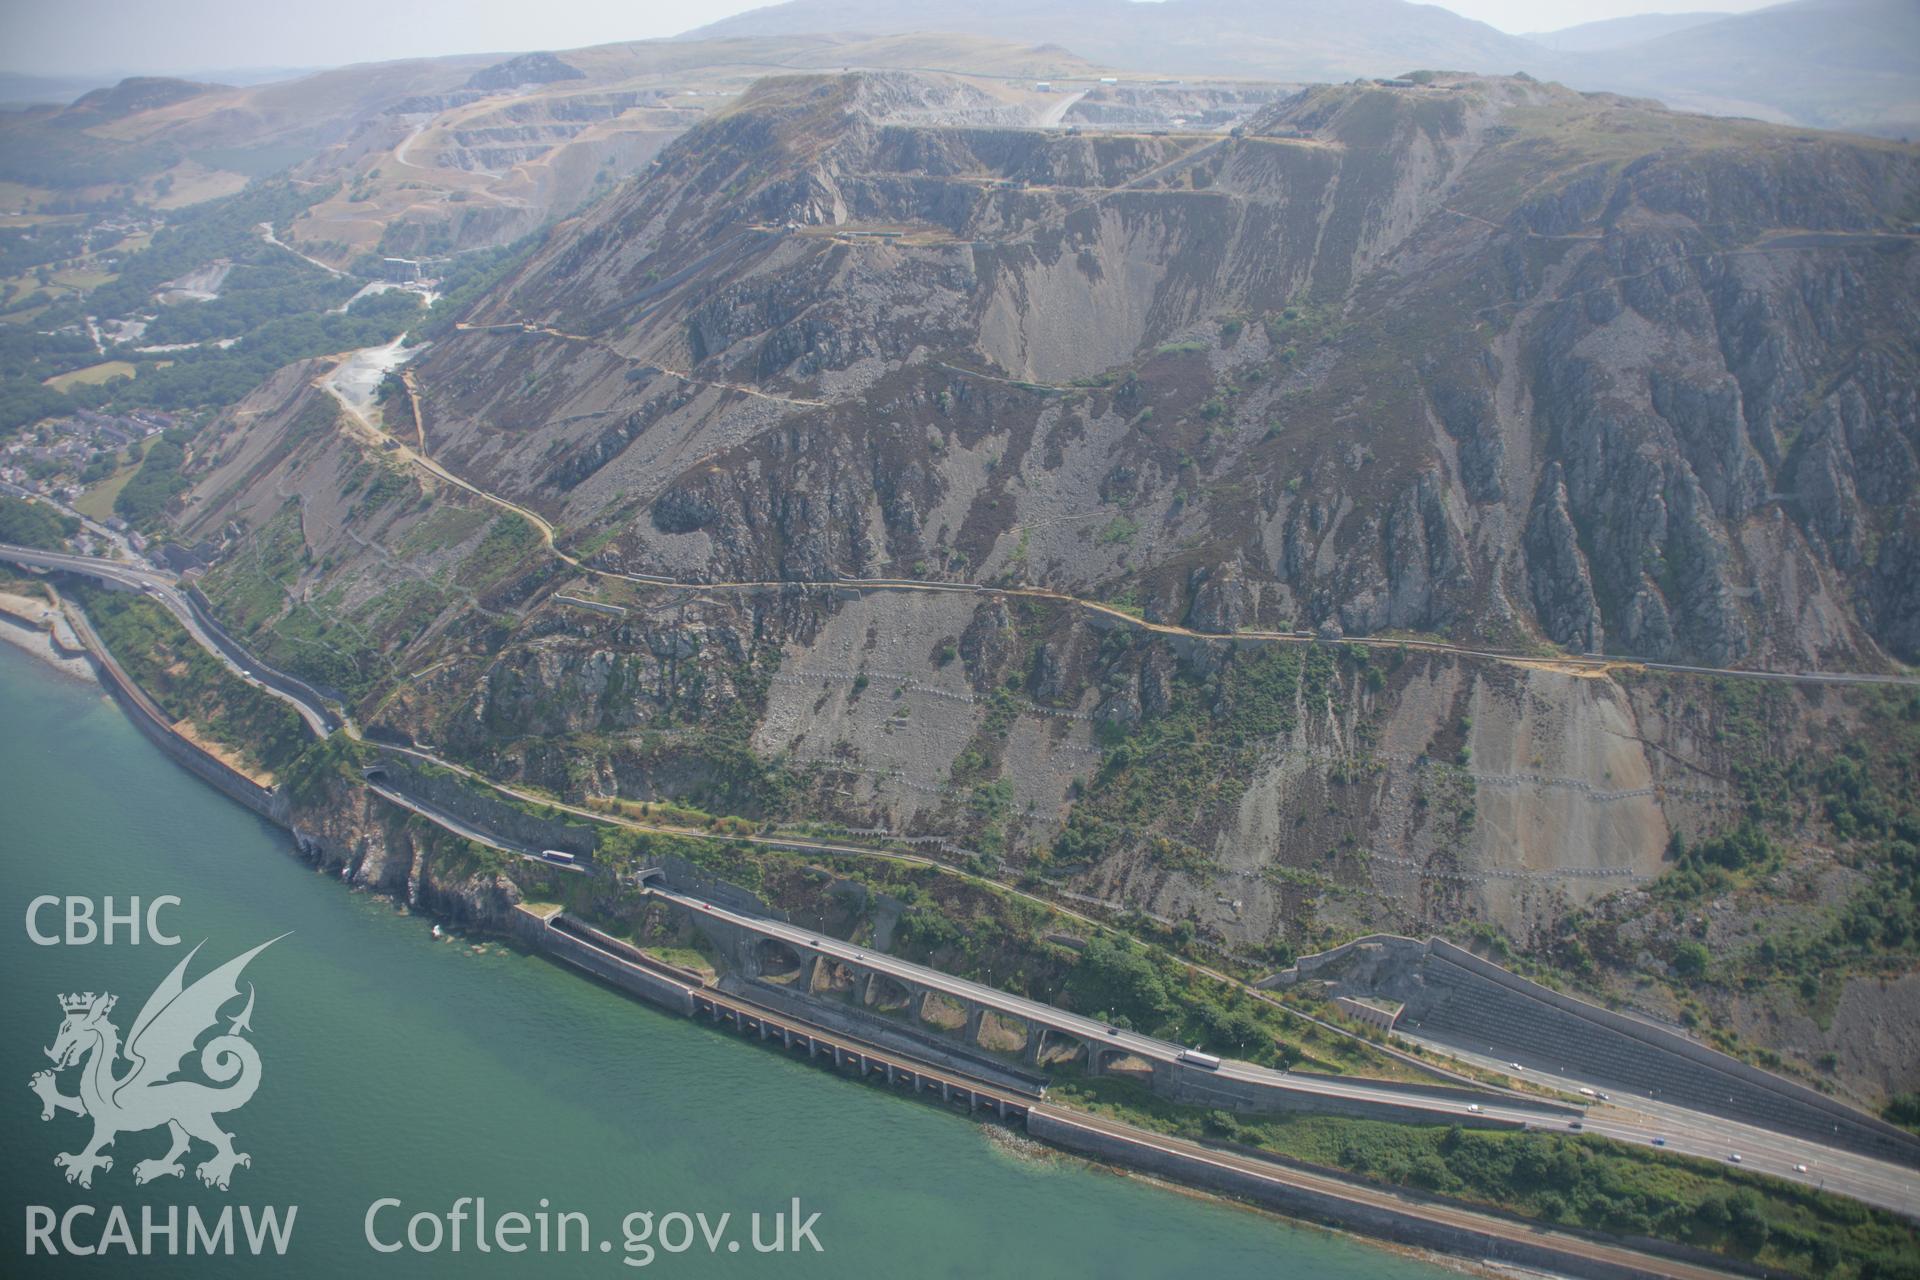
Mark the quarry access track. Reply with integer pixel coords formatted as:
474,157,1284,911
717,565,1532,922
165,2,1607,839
449,322,829,408
324,350,1920,693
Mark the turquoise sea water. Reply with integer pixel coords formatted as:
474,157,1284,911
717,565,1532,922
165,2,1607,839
0,641,1446,1277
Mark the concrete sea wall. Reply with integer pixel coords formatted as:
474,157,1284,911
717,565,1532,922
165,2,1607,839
66,602,288,827
513,908,698,1015
1026,1109,1750,1280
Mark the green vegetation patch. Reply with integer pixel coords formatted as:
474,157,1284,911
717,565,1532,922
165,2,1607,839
74,583,310,777
0,183,428,434
1052,642,1343,866
0,494,76,549
113,428,192,526
1055,1074,1920,1279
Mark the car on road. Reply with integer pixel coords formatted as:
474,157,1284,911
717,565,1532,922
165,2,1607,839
1107,1026,1120,1036
1568,1121,1583,1130
1466,1104,1482,1114
1794,1163,1809,1174
1728,1153,1743,1164
1652,1136,1666,1146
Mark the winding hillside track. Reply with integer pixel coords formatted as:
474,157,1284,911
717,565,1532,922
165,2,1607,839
322,363,568,556
320,349,1920,693
257,221,345,279
447,322,830,409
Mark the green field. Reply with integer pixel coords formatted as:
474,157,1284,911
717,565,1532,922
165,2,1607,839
43,359,135,391
71,451,141,519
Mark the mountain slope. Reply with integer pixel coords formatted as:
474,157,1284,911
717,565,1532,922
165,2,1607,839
0,33,1105,262
1521,12,1728,53
400,71,1920,671
1573,0,1920,137
168,72,1920,1095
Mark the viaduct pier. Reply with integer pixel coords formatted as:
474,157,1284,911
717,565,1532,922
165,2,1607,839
512,901,1757,1280
643,881,1544,1127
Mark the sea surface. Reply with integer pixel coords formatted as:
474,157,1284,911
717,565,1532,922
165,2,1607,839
0,641,1448,1277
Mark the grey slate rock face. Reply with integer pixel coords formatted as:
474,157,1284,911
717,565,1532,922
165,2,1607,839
1187,560,1254,633
1525,463,1603,655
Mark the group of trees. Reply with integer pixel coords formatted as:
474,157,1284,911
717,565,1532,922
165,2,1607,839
0,220,89,280
0,325,96,381
0,120,180,188
134,262,358,347
1051,641,1349,868
85,181,333,321
113,429,190,524
0,285,424,439
120,288,425,415
1066,934,1273,1055
76,585,311,777
2,181,413,439
1186,1114,1919,1277
1651,695,1920,1007
0,494,77,549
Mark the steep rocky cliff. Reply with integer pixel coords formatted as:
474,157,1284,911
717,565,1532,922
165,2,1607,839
405,70,1919,671
174,69,1920,1099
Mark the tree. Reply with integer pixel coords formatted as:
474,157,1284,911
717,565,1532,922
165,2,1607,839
0,495,76,549
1673,941,1710,980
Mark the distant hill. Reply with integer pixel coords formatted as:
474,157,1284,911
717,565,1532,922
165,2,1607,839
0,67,314,110
465,51,586,92
1522,12,1727,52
0,73,122,108
1570,0,1920,137
57,77,220,127
681,0,1543,82
686,0,1920,137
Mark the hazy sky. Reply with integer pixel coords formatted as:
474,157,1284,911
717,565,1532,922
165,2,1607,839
0,0,1779,78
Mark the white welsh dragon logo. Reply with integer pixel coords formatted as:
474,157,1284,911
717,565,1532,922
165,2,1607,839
28,937,282,1191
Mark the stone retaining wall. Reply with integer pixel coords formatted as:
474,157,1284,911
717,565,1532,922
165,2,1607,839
513,908,696,1015
71,604,288,828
